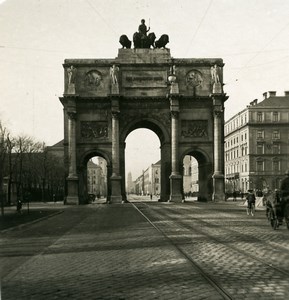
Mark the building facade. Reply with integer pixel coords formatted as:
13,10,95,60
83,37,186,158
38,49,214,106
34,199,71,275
133,161,161,196
87,158,107,197
225,91,289,193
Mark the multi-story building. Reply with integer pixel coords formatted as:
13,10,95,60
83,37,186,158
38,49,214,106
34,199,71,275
225,91,289,193
133,160,161,196
126,172,134,194
183,155,199,195
87,157,107,197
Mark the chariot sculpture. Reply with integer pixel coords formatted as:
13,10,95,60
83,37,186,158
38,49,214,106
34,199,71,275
119,19,169,49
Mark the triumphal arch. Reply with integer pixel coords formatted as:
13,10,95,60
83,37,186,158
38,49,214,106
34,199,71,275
60,36,228,204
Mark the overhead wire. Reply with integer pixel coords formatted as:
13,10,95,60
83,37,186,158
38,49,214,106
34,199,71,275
185,0,213,55
229,20,289,84
85,0,118,37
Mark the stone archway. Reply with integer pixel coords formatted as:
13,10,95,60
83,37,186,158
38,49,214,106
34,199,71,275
60,48,228,204
120,118,170,202
180,149,213,202
78,150,112,204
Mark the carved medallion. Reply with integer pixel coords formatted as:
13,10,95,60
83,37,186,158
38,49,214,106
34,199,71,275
186,70,203,88
81,121,108,139
84,70,102,88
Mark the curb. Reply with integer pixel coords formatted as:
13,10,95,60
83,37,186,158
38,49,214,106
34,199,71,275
1,210,64,234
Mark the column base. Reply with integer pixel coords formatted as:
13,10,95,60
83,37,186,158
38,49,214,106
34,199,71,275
65,196,79,205
169,174,183,202
110,175,122,204
212,173,225,201
66,176,79,205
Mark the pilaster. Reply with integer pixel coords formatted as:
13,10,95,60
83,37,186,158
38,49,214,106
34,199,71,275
66,102,79,205
110,95,122,203
211,91,228,201
168,86,182,202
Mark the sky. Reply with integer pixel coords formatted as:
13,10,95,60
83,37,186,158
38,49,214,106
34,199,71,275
1,0,289,180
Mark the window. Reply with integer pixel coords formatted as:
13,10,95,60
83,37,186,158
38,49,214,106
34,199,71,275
273,130,280,139
257,112,263,122
273,144,280,154
257,143,264,155
257,160,264,172
257,130,264,139
273,112,279,122
273,160,280,172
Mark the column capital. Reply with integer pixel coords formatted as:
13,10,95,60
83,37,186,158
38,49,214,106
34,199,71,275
210,93,229,104
213,109,223,118
171,111,179,119
67,111,77,120
112,111,120,119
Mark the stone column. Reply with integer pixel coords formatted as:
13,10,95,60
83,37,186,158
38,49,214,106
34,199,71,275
212,96,226,201
111,111,120,176
110,98,122,203
66,111,79,204
169,97,182,202
171,111,179,175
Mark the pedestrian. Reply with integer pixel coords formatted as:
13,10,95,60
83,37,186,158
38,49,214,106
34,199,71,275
16,199,22,214
233,190,237,201
246,189,256,216
280,169,289,200
150,194,152,200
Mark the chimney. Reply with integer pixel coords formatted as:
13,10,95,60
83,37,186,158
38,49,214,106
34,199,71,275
284,91,289,96
263,92,267,99
253,99,258,105
268,91,276,97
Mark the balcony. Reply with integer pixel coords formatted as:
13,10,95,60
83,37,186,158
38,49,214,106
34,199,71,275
226,173,239,180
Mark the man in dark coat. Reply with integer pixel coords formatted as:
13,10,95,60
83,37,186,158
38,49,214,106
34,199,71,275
280,170,289,199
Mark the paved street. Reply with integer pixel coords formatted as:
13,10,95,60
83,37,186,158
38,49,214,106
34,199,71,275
1,198,289,299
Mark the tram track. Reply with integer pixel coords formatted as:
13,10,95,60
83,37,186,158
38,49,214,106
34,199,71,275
160,204,289,277
129,200,289,299
130,201,234,300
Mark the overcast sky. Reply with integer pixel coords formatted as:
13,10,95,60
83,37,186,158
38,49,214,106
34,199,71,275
1,0,289,180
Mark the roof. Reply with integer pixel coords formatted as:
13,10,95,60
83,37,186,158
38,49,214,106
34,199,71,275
50,139,64,148
253,96,289,108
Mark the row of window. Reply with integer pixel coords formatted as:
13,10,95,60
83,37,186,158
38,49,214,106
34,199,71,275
225,111,281,135
256,111,279,122
226,160,281,174
257,130,280,139
225,133,247,149
226,140,281,160
225,114,247,134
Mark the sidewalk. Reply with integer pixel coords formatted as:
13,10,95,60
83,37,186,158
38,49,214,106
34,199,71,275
0,202,64,231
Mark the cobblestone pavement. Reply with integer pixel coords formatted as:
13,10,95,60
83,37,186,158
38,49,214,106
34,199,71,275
1,199,288,299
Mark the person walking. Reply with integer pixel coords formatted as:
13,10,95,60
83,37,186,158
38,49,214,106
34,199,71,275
16,199,22,214
280,170,289,200
246,189,256,216
233,190,237,201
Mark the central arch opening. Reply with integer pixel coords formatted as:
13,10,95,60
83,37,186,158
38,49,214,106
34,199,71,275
125,128,160,201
